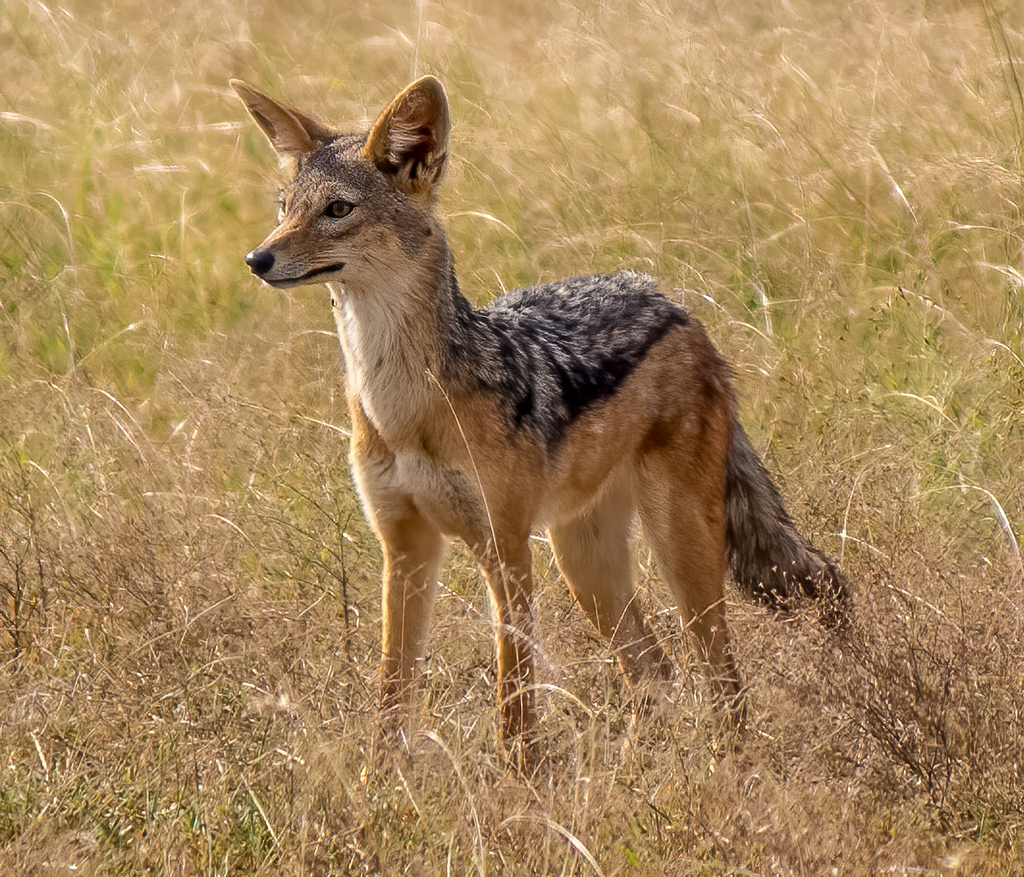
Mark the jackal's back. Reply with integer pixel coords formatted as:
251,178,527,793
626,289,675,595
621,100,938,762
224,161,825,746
446,271,688,446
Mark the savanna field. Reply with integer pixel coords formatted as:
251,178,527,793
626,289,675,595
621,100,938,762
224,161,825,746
2,0,1023,873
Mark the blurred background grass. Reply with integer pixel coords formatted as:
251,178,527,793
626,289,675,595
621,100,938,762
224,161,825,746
2,0,1023,873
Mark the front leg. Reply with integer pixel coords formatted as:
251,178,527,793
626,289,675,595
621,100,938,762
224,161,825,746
476,534,537,748
376,507,444,730
349,403,444,737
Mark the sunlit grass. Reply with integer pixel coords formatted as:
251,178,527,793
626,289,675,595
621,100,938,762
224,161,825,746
2,0,1023,873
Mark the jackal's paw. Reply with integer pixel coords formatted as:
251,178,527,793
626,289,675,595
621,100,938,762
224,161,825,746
502,731,546,779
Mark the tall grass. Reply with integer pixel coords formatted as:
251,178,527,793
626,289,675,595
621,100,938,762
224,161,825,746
2,0,1023,873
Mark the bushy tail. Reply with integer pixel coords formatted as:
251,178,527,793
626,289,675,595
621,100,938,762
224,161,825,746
726,422,850,627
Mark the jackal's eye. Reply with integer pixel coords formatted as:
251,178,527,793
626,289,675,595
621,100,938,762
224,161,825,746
324,200,355,219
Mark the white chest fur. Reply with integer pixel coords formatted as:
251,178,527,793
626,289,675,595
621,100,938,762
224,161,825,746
330,284,440,448
327,285,489,542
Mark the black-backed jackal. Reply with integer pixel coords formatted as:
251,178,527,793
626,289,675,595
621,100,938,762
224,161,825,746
233,75,849,750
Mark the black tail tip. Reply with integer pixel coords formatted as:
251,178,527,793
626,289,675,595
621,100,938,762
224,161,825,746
735,558,853,630
815,563,853,631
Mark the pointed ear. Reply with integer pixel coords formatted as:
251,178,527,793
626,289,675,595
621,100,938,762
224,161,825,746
231,79,336,159
365,76,450,196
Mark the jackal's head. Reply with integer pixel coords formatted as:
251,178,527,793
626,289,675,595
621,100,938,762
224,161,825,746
232,76,450,294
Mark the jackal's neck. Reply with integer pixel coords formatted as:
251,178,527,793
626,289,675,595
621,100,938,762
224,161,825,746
330,231,466,365
327,227,471,442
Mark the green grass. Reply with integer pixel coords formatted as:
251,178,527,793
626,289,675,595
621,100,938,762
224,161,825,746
2,0,1023,873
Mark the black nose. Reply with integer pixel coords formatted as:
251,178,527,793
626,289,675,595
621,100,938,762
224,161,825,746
245,248,275,276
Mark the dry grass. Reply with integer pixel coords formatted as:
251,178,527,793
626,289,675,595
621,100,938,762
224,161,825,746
2,0,1024,873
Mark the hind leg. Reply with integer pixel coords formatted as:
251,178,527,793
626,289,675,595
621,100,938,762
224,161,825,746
637,453,744,707
548,487,674,688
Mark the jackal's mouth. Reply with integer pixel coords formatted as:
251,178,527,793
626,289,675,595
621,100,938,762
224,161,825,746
263,262,346,288
298,263,346,282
